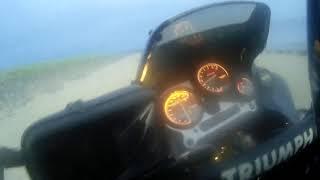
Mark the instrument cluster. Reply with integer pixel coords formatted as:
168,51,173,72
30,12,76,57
160,59,255,130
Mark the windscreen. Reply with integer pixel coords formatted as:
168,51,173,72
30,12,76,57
158,3,255,45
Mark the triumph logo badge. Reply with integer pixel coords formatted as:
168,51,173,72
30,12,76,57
221,128,316,180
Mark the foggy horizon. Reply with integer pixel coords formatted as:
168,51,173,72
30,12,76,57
0,0,307,69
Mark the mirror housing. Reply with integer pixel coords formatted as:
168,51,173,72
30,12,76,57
21,85,158,180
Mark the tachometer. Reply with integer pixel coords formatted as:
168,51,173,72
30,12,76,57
197,63,230,93
163,89,203,128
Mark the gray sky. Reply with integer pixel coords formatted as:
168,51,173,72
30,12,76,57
0,0,306,69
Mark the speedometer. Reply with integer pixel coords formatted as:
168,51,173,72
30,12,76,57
197,63,230,93
163,89,203,129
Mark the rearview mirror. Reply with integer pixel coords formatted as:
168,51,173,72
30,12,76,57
21,86,156,180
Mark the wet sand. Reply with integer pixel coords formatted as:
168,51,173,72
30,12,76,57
255,53,311,110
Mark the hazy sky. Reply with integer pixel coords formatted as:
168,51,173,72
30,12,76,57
0,0,306,69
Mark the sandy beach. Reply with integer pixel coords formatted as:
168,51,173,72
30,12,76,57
1,52,312,180
255,53,312,110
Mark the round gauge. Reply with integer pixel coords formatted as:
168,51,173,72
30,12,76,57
237,77,254,96
163,89,203,128
197,63,230,93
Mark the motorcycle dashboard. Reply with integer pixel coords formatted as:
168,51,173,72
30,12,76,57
140,26,278,160
150,47,259,154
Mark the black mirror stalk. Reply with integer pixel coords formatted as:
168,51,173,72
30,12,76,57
0,147,24,180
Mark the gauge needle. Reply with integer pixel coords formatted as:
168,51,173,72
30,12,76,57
180,104,192,123
207,72,215,77
219,74,226,79
204,75,216,84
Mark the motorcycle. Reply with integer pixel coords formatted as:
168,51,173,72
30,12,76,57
1,1,319,180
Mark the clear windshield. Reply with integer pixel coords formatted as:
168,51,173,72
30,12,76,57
157,3,255,45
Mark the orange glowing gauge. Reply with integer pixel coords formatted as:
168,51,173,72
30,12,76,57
163,90,203,128
237,77,254,96
197,63,230,93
